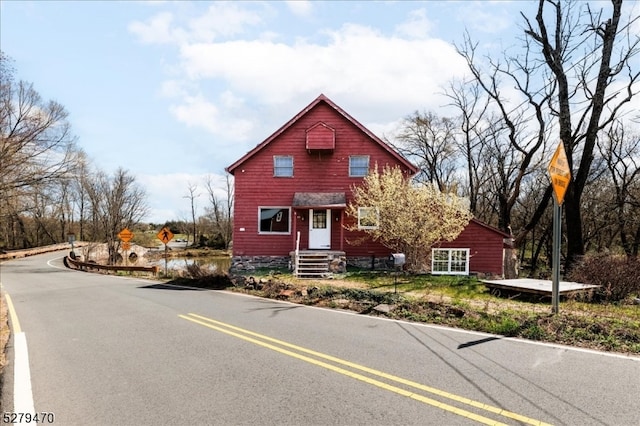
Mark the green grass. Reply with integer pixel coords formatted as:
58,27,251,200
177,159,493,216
342,270,489,298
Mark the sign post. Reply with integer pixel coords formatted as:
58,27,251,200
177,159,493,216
157,227,174,276
68,233,75,252
547,141,571,314
68,233,76,259
118,228,134,266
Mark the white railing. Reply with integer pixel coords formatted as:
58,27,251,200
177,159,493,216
294,231,301,276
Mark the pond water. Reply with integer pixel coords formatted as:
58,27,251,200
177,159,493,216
151,256,231,274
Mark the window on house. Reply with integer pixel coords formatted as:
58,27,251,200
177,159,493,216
274,156,293,177
259,207,291,234
349,155,369,177
431,249,469,275
358,207,379,229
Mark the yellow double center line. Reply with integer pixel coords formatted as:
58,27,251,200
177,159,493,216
179,313,551,426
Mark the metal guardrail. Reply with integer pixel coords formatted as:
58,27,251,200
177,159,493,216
65,256,159,276
0,243,76,260
2,242,158,276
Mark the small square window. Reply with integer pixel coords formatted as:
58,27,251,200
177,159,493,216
358,207,379,229
349,156,369,177
274,156,293,177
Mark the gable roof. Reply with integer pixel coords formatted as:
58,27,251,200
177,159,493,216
469,218,512,238
225,94,418,174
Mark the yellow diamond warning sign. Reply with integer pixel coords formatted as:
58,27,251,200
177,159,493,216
157,227,174,244
118,228,134,242
547,141,572,205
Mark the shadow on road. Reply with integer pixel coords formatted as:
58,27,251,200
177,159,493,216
457,336,501,349
138,283,208,291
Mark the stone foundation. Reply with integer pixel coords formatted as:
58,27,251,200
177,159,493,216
347,255,393,270
230,256,291,272
230,254,393,274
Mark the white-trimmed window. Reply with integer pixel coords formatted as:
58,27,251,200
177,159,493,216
358,207,379,229
259,207,291,234
431,248,469,275
274,156,293,177
349,155,369,177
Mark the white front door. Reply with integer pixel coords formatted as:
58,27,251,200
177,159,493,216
309,209,331,249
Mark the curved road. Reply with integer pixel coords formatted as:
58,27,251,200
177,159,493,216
1,251,638,425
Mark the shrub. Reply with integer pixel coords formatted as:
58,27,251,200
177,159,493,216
567,254,640,302
488,315,521,336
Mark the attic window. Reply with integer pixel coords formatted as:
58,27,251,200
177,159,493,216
349,155,369,177
306,122,335,150
274,156,293,177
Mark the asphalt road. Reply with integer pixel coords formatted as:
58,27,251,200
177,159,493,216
1,251,639,425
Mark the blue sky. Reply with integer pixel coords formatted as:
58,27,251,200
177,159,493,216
2,1,632,223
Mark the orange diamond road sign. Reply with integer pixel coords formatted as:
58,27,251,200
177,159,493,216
157,227,174,244
548,141,572,205
118,228,134,242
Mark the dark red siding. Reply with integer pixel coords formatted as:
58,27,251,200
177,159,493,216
230,100,414,257
438,220,508,276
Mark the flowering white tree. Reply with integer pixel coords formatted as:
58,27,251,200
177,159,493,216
346,165,472,272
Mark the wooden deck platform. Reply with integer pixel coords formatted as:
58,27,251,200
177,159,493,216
481,278,600,297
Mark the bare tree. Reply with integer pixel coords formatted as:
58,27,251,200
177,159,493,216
204,174,234,249
84,168,149,264
599,121,640,256
455,33,551,235
446,79,491,215
390,111,459,192
522,0,639,267
457,0,639,269
0,51,77,196
71,150,91,241
184,182,199,245
0,51,79,249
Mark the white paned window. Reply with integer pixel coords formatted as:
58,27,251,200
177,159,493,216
274,156,293,177
349,155,369,177
431,248,470,275
357,207,379,229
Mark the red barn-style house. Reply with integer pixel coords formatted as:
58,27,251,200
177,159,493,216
226,94,511,278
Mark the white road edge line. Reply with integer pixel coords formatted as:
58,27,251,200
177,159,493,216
13,332,35,415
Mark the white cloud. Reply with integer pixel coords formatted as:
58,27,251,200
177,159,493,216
188,3,264,41
159,79,188,98
395,8,433,39
286,0,313,18
128,12,188,45
457,2,514,35
129,3,264,45
177,22,469,121
168,94,254,141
